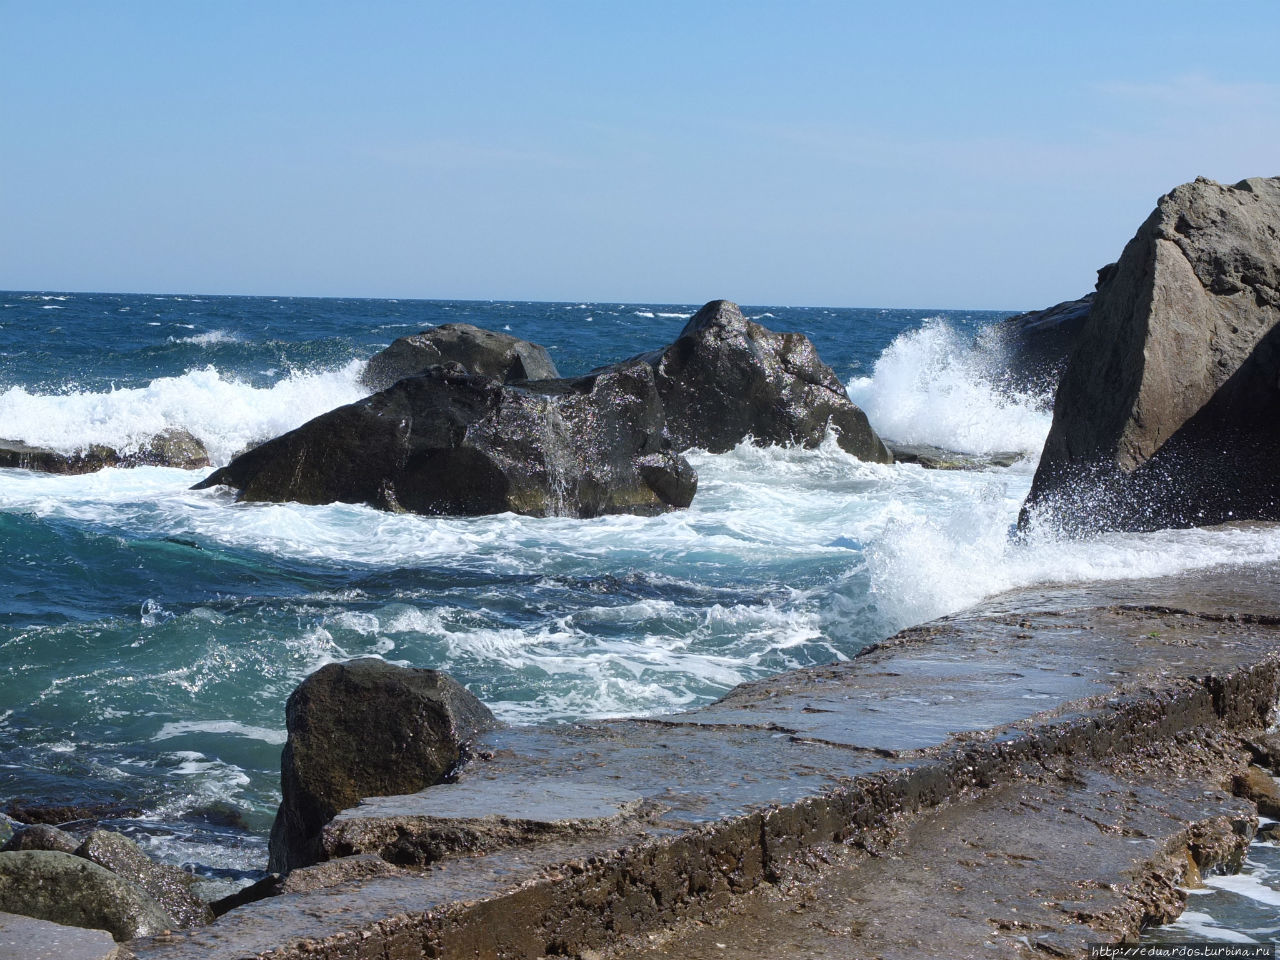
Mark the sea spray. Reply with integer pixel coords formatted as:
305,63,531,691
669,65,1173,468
847,317,1052,455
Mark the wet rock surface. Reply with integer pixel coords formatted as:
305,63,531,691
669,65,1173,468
1024,176,1280,532
0,850,175,942
126,563,1280,959
75,830,212,929
2,824,80,854
195,360,696,518
360,323,560,392
635,300,892,461
268,658,498,873
0,430,210,475
989,291,1094,397
885,441,1023,470
0,911,126,960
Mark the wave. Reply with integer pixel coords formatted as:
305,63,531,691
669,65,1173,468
169,330,241,346
847,318,1052,455
0,361,368,465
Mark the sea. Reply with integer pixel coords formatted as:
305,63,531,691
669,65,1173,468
2,291,1279,938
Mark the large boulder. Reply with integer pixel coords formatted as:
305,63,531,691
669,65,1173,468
74,830,211,929
0,850,174,942
1021,176,1280,532
0,911,124,960
194,361,696,518
635,300,892,461
360,323,560,392
268,658,498,873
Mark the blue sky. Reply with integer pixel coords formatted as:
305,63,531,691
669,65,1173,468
3,2,1277,308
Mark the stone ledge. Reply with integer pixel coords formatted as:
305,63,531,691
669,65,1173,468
127,564,1280,959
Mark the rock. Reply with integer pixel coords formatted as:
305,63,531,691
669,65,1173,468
1257,822,1280,843
268,658,498,873
1232,764,1280,819
74,830,212,929
0,850,174,942
3,800,141,826
0,431,209,476
278,853,405,894
208,874,283,918
1021,177,1280,532
2,825,80,854
121,429,211,469
0,911,125,960
360,323,560,392
985,291,1095,397
0,441,118,475
886,442,1023,471
0,818,15,850
194,361,697,518
637,300,892,461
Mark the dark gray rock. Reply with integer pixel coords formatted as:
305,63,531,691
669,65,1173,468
360,323,559,392
886,442,1023,471
2,824,80,854
0,441,118,475
0,430,209,475
0,850,174,942
985,291,1095,397
1022,176,1280,532
194,361,696,518
74,830,211,929
0,911,124,960
635,300,892,461
268,658,498,873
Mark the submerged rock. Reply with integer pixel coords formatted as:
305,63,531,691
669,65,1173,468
885,442,1023,471
0,850,174,942
0,430,210,475
74,830,211,929
268,658,498,873
195,361,696,518
360,323,560,392
636,300,892,461
1022,176,1280,532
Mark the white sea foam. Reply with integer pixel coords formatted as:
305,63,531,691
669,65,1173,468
170,330,240,346
1161,910,1259,943
1202,872,1280,907
0,360,368,465
847,318,1052,455
154,720,286,745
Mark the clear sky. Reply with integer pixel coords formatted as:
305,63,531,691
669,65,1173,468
3,2,1278,309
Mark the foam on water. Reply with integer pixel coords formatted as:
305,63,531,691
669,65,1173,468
0,361,368,464
847,317,1052,454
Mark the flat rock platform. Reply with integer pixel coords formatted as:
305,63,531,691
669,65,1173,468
128,561,1280,959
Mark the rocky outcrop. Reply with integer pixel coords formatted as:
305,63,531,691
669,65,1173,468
360,323,560,392
0,851,174,942
1022,176,1280,532
0,430,210,475
195,361,696,518
987,291,1095,396
268,658,498,873
634,300,892,461
75,831,211,929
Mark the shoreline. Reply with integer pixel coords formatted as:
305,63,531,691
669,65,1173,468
124,560,1280,959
